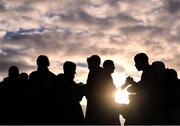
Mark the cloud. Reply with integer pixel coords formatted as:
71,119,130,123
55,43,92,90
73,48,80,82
0,1,6,12
167,0,180,14
3,27,45,40
76,62,88,68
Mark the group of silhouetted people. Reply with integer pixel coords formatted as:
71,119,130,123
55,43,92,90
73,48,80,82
121,53,180,125
0,53,179,125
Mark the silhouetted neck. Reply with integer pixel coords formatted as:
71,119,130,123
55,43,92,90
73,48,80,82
104,69,113,75
89,66,102,72
144,64,151,71
64,74,74,81
5,76,18,81
37,67,49,72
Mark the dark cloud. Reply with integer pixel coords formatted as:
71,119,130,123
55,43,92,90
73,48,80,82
0,53,35,76
0,2,6,12
121,25,163,34
46,9,109,27
167,0,180,13
76,62,88,68
0,59,34,73
2,27,121,57
3,27,45,40
12,3,33,12
108,0,120,5
114,13,140,23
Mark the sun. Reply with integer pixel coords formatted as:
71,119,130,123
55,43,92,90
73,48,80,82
112,72,132,104
114,85,132,104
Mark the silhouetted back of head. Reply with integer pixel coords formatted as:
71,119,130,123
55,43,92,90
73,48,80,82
165,68,178,81
152,61,165,69
19,72,28,81
8,66,19,79
134,53,149,71
63,61,76,79
87,55,101,70
103,60,115,74
152,61,165,76
36,55,50,70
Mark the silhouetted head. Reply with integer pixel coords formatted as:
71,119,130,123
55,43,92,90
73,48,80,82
63,61,76,80
19,72,28,81
164,68,178,81
134,53,149,71
103,60,115,74
152,61,165,76
8,66,19,79
36,55,50,70
87,55,101,71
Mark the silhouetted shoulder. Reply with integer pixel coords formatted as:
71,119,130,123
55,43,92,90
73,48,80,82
57,73,64,78
29,71,38,77
0,77,9,88
48,71,56,77
29,70,56,78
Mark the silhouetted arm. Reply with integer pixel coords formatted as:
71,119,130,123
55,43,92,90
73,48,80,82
69,82,85,102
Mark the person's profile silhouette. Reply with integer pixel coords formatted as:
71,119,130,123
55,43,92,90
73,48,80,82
122,53,157,124
102,60,120,125
56,61,84,124
85,55,106,124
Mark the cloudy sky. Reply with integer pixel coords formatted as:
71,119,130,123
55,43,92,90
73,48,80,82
0,0,180,83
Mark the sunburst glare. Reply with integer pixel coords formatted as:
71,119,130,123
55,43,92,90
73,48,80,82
112,72,132,104
114,85,132,104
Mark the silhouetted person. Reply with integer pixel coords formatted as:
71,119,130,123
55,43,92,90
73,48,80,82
163,68,180,124
122,53,156,124
101,60,120,125
29,55,57,124
18,72,29,93
0,66,20,123
56,61,84,124
152,61,165,79
151,61,167,124
151,61,166,97
19,72,28,80
1,66,19,88
85,55,106,124
18,72,32,123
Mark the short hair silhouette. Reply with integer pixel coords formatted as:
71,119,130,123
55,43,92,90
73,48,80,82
103,60,115,73
36,55,50,68
103,60,114,68
134,53,148,63
87,55,101,66
165,68,178,80
152,61,165,75
19,72,28,80
8,66,19,78
63,61,76,75
152,61,165,70
134,53,149,71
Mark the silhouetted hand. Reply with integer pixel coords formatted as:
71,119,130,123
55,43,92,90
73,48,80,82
121,76,133,89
